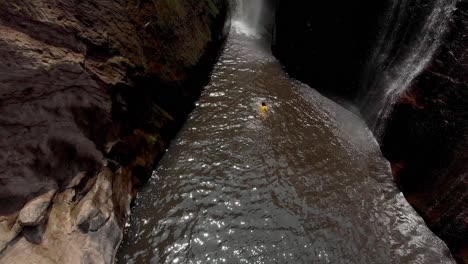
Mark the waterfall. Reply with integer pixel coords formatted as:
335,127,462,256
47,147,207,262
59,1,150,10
232,0,267,38
359,0,458,137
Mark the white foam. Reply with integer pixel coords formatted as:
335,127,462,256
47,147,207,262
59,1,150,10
232,0,265,39
231,20,260,38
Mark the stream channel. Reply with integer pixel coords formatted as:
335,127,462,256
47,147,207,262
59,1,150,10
116,21,454,264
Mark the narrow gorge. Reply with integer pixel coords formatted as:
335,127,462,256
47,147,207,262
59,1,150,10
0,0,466,263
273,0,467,261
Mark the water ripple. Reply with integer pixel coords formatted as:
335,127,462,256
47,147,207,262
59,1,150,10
117,29,454,264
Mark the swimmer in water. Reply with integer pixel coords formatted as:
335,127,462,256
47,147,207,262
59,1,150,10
260,102,268,112
258,102,268,120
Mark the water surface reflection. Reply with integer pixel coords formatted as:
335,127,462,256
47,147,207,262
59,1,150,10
116,29,453,264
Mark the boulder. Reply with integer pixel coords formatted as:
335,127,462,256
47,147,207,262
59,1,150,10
18,190,56,227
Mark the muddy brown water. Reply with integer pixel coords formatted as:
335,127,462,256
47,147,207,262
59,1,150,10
116,29,454,263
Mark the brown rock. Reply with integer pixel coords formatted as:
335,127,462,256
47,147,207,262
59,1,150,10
0,216,21,253
0,0,228,263
18,190,56,227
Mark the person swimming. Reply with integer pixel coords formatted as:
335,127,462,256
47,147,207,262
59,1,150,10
260,102,268,112
258,102,268,120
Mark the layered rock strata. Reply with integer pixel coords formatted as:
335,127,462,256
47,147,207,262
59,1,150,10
0,0,228,263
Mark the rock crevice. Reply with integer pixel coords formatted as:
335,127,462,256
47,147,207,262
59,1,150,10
0,0,229,263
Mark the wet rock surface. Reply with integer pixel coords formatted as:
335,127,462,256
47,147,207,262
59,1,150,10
381,2,468,262
0,0,228,263
272,0,467,262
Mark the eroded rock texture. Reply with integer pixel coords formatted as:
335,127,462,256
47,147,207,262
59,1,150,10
0,0,228,263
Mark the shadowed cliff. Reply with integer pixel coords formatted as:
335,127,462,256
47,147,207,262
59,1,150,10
272,0,386,99
0,0,228,263
272,0,467,262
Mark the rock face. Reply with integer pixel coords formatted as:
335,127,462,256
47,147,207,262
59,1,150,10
0,0,228,263
273,0,467,262
381,2,468,262
272,0,386,99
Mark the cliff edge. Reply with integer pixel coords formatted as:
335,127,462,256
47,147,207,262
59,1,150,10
0,0,228,263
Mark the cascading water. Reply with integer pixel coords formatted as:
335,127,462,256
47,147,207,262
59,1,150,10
360,0,459,136
232,0,267,38
115,1,455,263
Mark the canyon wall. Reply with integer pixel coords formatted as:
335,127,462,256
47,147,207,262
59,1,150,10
0,0,228,263
272,1,386,99
381,2,467,261
273,0,467,262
